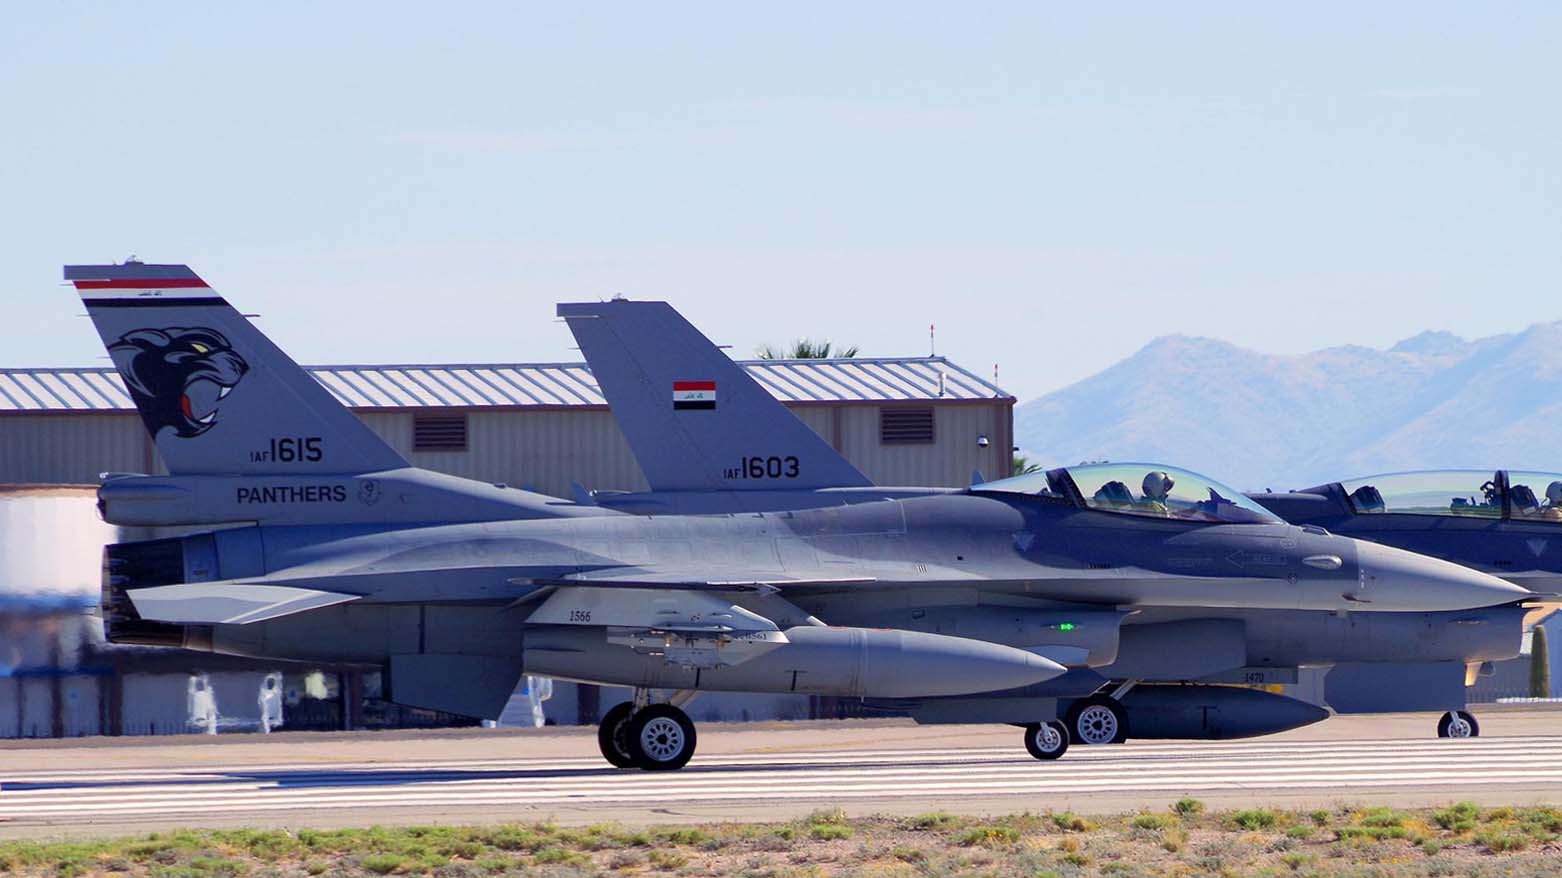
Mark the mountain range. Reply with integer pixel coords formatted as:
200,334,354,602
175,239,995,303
1014,321,1562,491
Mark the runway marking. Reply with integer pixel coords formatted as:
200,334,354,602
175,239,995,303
3,736,1559,823
3,736,1555,781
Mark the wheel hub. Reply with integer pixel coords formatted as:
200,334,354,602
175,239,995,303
640,717,686,761
1447,714,1473,737
1077,705,1118,744
1033,724,1062,753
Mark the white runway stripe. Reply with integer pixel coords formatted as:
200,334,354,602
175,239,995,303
3,736,1559,822
4,736,1556,782
4,752,1557,802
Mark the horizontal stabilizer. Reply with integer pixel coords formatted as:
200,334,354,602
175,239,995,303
127,581,360,625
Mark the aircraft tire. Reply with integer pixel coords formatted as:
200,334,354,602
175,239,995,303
1437,710,1480,738
1023,721,1070,760
629,704,697,771
1067,696,1128,745
597,702,638,768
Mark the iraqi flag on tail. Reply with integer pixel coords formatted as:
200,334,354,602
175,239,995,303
673,380,716,410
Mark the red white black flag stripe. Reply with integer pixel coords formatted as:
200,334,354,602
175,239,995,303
673,380,716,410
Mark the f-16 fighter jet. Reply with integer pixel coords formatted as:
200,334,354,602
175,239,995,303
562,298,1542,749
1254,471,1562,737
74,263,1529,772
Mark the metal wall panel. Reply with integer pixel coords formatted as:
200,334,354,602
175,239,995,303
0,414,154,484
837,403,1011,488
0,680,16,737
0,402,1012,493
57,675,103,738
361,410,649,498
119,673,194,737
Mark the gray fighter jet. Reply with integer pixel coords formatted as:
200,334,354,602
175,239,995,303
562,298,1543,746
75,264,1529,771
1253,472,1562,736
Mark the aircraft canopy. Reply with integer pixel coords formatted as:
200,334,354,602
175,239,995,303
1341,469,1562,522
977,462,1282,525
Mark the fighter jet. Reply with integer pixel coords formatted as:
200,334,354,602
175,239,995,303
562,298,1541,747
74,264,1530,772
1253,471,1562,736
76,262,1073,766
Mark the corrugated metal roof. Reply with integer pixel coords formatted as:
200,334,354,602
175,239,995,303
0,358,1011,412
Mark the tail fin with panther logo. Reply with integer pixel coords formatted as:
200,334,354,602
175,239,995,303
68,262,408,476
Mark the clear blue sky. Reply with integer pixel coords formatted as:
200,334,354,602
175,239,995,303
3,4,1557,400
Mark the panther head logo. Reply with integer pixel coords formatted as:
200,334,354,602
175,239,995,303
109,327,250,438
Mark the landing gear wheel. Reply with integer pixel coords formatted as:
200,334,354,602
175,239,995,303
1024,721,1070,760
1068,697,1128,745
597,702,637,768
1437,710,1480,739
629,704,697,770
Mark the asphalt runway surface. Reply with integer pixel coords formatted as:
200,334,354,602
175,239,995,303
1,711,1558,838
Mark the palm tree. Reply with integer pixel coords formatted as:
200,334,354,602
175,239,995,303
756,339,859,359
1532,625,1552,698
1012,455,1043,477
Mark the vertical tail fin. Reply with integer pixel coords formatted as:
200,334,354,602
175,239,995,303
558,299,871,491
68,262,408,475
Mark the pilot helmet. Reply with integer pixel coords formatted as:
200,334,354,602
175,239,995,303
1547,481,1562,505
1142,470,1174,501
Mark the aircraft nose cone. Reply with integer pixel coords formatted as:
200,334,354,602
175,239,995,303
1353,541,1532,611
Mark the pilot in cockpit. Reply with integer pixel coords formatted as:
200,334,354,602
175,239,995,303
1141,471,1174,515
1544,482,1562,521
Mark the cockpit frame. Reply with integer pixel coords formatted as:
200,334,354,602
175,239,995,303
974,463,1284,526
1331,469,1562,525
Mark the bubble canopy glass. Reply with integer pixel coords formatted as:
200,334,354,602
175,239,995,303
1505,471,1562,522
975,463,1283,525
1339,470,1502,518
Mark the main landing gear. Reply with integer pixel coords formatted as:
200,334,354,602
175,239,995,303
598,689,699,770
1437,710,1480,739
1065,684,1133,746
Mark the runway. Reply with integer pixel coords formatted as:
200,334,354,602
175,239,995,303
2,715,1561,837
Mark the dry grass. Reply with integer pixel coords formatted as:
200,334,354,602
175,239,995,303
0,801,1558,877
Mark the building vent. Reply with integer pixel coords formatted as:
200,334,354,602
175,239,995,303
879,406,935,444
413,414,468,451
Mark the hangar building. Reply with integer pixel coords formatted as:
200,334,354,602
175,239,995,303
0,357,1014,492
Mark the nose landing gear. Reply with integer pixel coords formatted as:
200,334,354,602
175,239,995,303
596,690,699,770
1437,710,1480,738
1023,721,1071,760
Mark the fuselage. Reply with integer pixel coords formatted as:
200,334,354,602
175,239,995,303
195,490,1525,616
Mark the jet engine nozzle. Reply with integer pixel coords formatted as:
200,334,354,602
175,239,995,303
1351,541,1532,611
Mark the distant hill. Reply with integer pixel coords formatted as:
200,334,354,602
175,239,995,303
1014,322,1562,491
